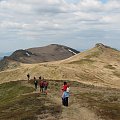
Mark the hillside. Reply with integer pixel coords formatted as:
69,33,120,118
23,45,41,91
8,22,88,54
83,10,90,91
0,43,120,120
7,44,79,64
0,57,20,71
0,80,119,120
0,43,120,89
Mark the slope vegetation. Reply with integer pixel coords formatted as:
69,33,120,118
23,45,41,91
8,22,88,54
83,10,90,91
0,43,120,89
0,80,120,120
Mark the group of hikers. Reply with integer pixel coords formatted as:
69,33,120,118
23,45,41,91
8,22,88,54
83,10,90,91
27,73,70,107
27,73,49,94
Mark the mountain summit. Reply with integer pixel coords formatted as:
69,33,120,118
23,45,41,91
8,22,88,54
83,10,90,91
9,44,80,63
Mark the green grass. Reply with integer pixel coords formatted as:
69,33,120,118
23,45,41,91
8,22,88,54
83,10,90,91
0,81,62,120
0,93,62,120
0,80,120,120
0,81,34,105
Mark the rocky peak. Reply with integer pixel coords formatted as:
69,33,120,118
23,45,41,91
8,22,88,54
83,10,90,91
95,43,105,48
95,43,119,52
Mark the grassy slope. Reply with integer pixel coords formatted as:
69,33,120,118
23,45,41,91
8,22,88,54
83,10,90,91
0,45,120,88
0,81,62,120
0,80,120,120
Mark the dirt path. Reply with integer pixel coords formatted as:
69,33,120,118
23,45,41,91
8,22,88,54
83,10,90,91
53,97,102,120
21,80,102,120
60,104,102,120
46,84,103,120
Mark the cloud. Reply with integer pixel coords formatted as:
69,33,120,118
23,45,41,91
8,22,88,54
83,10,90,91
0,0,120,52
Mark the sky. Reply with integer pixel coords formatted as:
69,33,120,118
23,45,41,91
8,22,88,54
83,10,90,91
0,0,120,53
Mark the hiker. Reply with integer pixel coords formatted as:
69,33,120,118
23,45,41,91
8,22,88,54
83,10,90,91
27,73,30,81
62,82,67,92
62,90,69,106
61,82,70,106
34,77,38,90
66,84,70,93
39,80,44,93
39,76,41,80
43,80,49,94
65,84,70,106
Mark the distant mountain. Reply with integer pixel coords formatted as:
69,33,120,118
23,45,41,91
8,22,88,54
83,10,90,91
7,44,80,64
0,44,79,71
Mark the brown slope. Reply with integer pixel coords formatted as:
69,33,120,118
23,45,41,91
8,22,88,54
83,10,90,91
0,57,20,71
60,43,120,63
8,44,79,64
58,43,120,88
0,43,120,89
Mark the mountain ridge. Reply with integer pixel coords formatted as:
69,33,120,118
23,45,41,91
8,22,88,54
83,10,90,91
0,44,80,71
0,43,120,89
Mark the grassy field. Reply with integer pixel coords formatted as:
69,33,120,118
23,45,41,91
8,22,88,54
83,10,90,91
0,81,62,120
71,82,120,120
0,80,120,120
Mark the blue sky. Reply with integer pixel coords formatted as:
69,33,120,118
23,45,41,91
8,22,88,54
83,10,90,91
101,0,108,3
0,0,120,53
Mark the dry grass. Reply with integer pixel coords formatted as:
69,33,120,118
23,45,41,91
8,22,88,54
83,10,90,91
0,44,120,89
69,59,95,65
113,71,120,78
104,65,116,70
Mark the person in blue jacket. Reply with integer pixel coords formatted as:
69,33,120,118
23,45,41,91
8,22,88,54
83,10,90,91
62,89,70,106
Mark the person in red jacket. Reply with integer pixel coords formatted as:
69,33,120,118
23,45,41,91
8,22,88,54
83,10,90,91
39,80,44,93
44,80,49,94
61,82,68,106
62,82,67,91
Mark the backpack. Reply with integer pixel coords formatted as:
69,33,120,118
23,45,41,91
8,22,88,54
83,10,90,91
66,87,70,93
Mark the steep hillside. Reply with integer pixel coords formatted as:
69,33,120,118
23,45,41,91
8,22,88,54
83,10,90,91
0,57,20,71
60,43,120,63
58,43,120,88
8,44,79,64
0,43,120,89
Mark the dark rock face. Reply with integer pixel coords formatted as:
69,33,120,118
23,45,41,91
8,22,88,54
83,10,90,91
95,43,105,48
